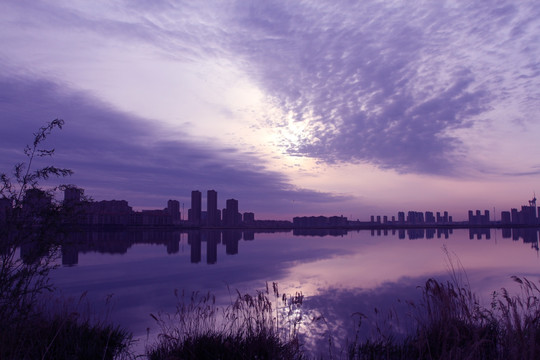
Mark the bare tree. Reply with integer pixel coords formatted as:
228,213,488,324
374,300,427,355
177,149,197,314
0,119,73,326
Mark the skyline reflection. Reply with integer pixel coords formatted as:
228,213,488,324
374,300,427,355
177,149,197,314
49,228,540,356
59,227,540,267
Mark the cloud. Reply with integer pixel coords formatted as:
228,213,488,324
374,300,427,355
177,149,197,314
0,74,344,216
4,1,538,176
218,1,540,175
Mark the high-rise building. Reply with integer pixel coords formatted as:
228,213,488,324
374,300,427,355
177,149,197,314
167,200,180,223
190,190,201,225
207,190,218,226
224,198,239,226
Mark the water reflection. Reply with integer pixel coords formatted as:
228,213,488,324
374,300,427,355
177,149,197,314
48,227,540,356
58,227,540,267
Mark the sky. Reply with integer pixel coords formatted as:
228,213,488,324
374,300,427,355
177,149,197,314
1,0,540,221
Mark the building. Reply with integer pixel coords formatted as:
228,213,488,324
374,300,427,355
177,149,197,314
224,198,240,226
167,200,180,223
243,212,255,224
500,211,511,224
189,190,201,225
407,211,424,224
468,210,490,225
207,190,218,226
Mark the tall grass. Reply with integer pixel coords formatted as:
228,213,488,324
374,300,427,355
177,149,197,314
0,293,133,360
146,283,305,360
350,275,540,360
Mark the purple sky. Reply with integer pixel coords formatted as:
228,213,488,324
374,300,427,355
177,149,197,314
1,1,540,220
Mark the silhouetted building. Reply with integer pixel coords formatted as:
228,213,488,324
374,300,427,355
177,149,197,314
506,197,539,225
84,200,132,226
521,205,537,225
167,200,180,223
329,215,348,227
398,212,405,223
407,211,424,224
425,211,435,224
511,208,519,224
139,209,171,225
468,210,490,225
224,198,240,226
243,212,255,224
189,190,201,225
500,211,511,225
207,190,218,226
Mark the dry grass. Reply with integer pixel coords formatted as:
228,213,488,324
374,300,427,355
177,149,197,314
146,283,305,360
349,275,540,360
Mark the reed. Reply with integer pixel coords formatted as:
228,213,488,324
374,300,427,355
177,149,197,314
146,283,305,360
350,275,540,360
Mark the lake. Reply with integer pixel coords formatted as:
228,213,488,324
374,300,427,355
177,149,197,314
50,227,540,356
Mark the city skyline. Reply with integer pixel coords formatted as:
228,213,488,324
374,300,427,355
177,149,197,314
43,186,540,227
1,2,540,220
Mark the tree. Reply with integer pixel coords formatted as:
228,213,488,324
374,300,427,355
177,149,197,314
0,119,72,326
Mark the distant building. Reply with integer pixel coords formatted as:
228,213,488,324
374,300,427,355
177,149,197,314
84,200,132,226
224,198,240,226
521,205,537,225
189,190,201,225
243,212,255,224
425,211,435,224
167,200,180,223
207,190,218,226
500,211,511,224
407,211,424,224
468,210,490,225
139,209,172,225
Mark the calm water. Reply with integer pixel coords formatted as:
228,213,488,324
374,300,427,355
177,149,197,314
50,228,540,355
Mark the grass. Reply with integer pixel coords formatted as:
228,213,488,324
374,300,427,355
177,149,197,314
0,293,133,360
349,275,540,360
146,283,305,360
